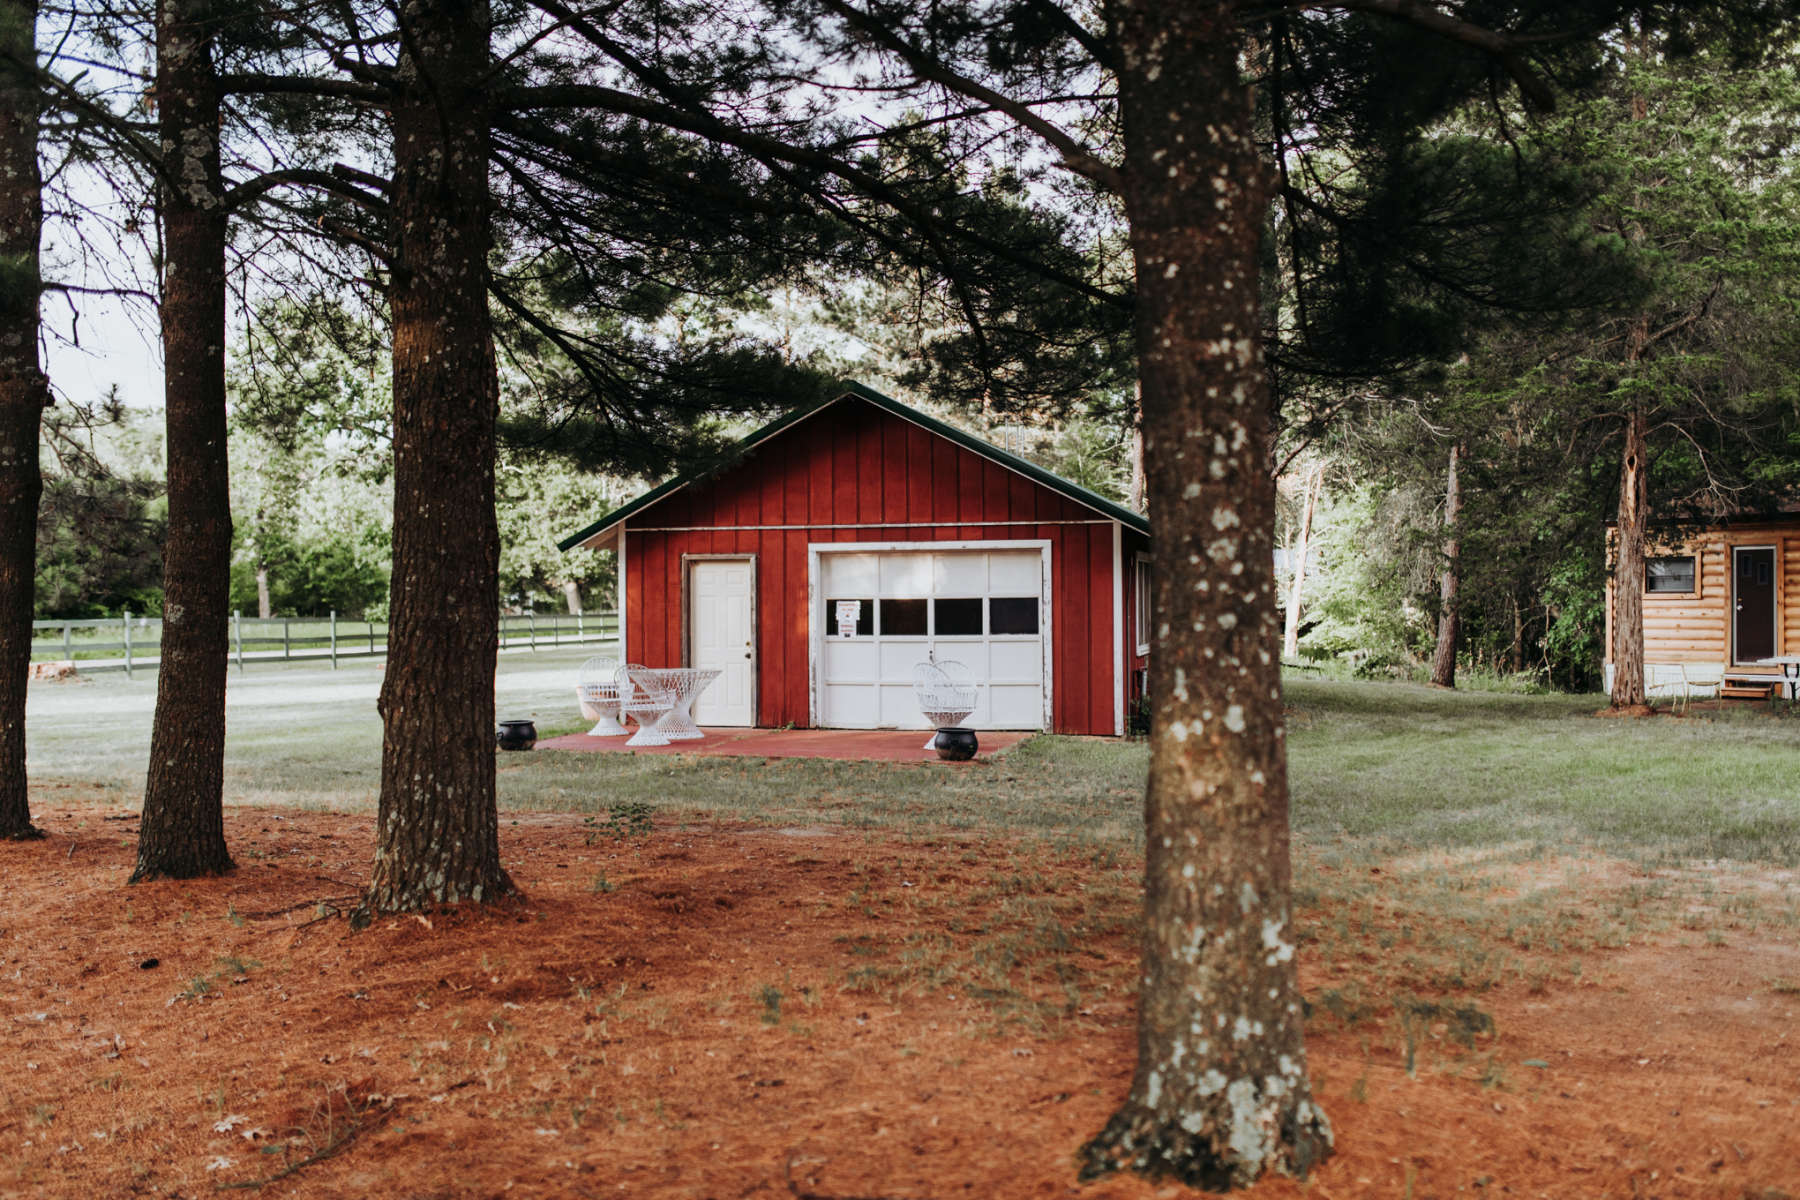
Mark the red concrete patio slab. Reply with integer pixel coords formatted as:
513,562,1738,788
534,727,1032,763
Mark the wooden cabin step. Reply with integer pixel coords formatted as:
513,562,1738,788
1720,682,1776,701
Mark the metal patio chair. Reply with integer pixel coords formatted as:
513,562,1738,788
913,659,979,749
617,663,677,747
575,654,627,736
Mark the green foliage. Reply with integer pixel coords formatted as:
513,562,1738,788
1290,36,1800,693
228,532,389,619
1015,413,1130,504
34,403,166,618
496,450,620,613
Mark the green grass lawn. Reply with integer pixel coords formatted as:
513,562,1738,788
25,654,1800,866
1284,678,1800,866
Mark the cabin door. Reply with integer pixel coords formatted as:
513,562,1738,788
1732,546,1777,664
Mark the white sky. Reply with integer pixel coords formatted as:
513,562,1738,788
44,290,162,410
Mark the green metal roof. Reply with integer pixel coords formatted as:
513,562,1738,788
557,381,1150,552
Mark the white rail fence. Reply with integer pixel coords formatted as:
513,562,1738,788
30,611,620,678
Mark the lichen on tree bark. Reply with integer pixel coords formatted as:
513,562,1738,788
1078,0,1330,1187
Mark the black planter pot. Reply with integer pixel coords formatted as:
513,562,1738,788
496,719,538,751
933,727,978,761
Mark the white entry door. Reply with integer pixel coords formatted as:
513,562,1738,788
816,546,1048,730
690,559,755,726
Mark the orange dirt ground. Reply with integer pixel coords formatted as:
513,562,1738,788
3,805,1798,1200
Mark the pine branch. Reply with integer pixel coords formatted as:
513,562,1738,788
494,94,1126,309
222,167,391,217
217,72,390,103
1294,0,1559,111
812,0,1124,192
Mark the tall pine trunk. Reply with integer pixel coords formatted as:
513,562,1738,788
1281,463,1321,661
1080,2,1330,1187
1610,402,1648,706
361,0,512,915
0,0,44,841
1608,32,1652,710
1429,443,1462,688
133,0,234,880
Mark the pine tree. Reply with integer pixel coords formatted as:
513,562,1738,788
131,0,236,880
0,0,44,840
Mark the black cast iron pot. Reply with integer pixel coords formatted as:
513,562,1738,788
496,719,538,751
933,727,978,762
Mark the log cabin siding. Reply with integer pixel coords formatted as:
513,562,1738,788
1606,520,1800,675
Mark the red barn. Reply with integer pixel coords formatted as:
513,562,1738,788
559,384,1151,736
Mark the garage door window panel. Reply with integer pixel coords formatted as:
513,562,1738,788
826,597,874,637
989,596,1039,636
881,598,928,636
933,597,984,637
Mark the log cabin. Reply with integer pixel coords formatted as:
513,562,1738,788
1604,514,1800,699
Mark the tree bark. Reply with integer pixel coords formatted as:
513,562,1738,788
560,579,582,615
1429,443,1461,688
255,560,271,619
1509,592,1525,675
1079,2,1331,1187
1610,401,1648,707
1281,463,1322,661
360,0,513,916
0,0,45,841
132,0,234,881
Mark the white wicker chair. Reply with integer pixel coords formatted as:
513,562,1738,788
913,659,979,749
575,655,627,736
618,663,677,747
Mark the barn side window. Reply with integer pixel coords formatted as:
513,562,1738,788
1645,556,1695,595
1134,556,1152,655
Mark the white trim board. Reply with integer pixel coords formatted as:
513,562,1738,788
1111,522,1124,737
632,519,1112,533
617,519,628,661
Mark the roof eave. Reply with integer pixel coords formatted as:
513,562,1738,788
556,383,1152,551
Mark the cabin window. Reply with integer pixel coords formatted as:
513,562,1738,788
1134,556,1152,656
1645,556,1696,595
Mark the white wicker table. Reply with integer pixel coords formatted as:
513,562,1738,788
644,668,722,740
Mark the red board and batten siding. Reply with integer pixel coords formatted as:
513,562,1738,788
621,399,1123,735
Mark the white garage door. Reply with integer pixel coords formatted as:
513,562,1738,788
816,546,1048,730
